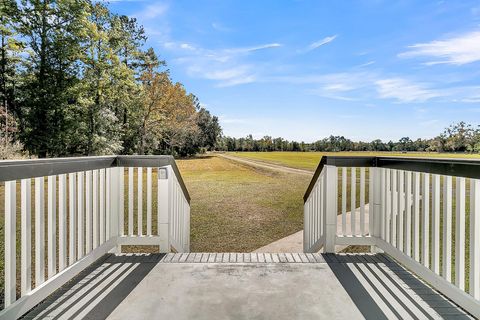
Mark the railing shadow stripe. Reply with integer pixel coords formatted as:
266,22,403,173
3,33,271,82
381,263,471,319
23,255,115,319
348,262,403,319
48,263,129,320
58,263,139,320
81,256,162,320
362,261,435,320
326,260,389,319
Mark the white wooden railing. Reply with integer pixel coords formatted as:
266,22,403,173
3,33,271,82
0,156,190,319
304,156,480,318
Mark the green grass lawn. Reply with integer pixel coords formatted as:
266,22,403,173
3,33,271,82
228,151,480,171
177,155,310,252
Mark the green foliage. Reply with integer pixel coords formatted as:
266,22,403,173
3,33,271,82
1,0,221,158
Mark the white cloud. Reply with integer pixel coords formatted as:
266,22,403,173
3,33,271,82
133,3,168,20
300,35,337,53
375,78,444,103
202,66,256,87
270,72,480,104
399,31,480,65
179,43,196,51
165,42,281,87
308,35,337,50
211,22,232,32
227,43,282,53
356,61,375,68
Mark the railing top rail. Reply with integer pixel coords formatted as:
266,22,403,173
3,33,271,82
0,156,117,182
304,155,480,202
0,155,190,203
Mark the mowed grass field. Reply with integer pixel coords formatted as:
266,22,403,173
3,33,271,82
229,151,480,171
177,155,310,252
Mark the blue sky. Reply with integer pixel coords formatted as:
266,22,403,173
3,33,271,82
109,0,480,142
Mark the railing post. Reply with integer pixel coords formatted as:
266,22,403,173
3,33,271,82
323,165,337,253
158,165,172,252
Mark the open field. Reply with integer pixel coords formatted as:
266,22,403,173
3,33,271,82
228,151,480,171
177,155,310,252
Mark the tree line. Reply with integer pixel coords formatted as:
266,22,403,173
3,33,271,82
218,122,480,153
0,0,222,158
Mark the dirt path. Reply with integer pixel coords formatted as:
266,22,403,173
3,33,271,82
217,153,313,176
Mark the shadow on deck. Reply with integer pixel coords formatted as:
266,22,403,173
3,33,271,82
324,253,471,319
22,254,165,320
22,253,471,320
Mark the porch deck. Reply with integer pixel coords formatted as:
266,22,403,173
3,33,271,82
23,253,471,320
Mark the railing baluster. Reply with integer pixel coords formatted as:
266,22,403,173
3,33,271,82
106,168,111,240
351,167,356,236
455,177,465,290
21,179,32,296
176,184,180,241
100,169,105,244
317,178,321,244
443,175,452,282
391,170,397,246
342,167,347,235
385,169,391,243
360,167,366,236
147,167,152,236
470,178,480,299
320,175,324,242
405,171,412,256
368,168,376,238
313,181,316,245
47,175,57,278
303,198,309,251
85,170,92,253
5,180,17,306
398,171,404,252
59,174,67,271
432,174,440,275
422,173,430,268
307,197,311,249
68,173,76,265
312,179,317,242
77,172,84,259
35,177,45,285
119,167,124,236
379,168,385,240
138,167,143,236
92,170,98,248
412,172,420,261
128,167,134,236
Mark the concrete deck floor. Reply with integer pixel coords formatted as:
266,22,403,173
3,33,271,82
23,253,472,320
